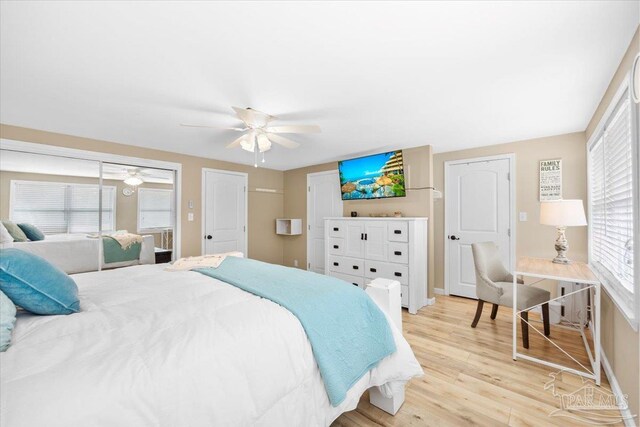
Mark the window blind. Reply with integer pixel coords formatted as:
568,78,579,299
138,188,174,231
589,92,634,295
10,181,116,234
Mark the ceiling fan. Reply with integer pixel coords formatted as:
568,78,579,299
181,106,321,167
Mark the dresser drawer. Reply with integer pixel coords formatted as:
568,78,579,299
387,264,409,286
328,221,345,238
401,285,409,307
328,238,345,255
328,256,364,276
364,260,387,279
388,221,408,242
388,242,408,264
328,271,365,289
364,260,409,286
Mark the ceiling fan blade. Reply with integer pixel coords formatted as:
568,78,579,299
266,133,300,149
181,123,246,131
232,106,274,126
264,125,321,134
226,134,248,149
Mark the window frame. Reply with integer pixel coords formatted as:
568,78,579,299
136,187,175,234
9,179,117,234
587,72,640,330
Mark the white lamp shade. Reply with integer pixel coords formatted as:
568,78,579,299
540,199,587,227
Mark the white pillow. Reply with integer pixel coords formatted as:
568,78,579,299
0,223,13,247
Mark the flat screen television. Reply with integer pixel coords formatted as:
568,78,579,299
338,150,406,200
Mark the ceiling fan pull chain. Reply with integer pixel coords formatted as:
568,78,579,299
262,151,265,164
254,145,258,168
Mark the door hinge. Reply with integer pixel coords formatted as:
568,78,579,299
507,228,511,237
507,172,510,181
244,225,246,232
308,225,311,231
308,262,311,269
244,186,246,192
308,186,311,192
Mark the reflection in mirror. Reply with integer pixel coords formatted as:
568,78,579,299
0,149,103,272
101,163,176,263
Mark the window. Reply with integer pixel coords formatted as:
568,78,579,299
588,75,639,326
137,188,174,232
10,180,116,234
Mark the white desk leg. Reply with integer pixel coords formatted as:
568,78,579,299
595,283,601,385
512,274,517,360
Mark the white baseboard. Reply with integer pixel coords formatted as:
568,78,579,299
426,297,436,306
434,288,446,295
601,349,637,426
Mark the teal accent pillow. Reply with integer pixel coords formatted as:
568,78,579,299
1,221,28,242
0,249,80,315
0,290,16,352
17,223,45,241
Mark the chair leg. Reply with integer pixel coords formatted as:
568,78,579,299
490,304,499,320
520,311,529,349
542,303,551,337
471,300,484,328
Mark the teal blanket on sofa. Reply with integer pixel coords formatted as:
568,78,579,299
195,256,396,406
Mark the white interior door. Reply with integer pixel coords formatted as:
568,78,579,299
307,171,343,273
202,169,247,256
446,157,512,299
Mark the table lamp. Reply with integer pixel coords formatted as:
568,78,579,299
539,199,587,264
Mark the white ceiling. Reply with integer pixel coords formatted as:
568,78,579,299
1,1,638,171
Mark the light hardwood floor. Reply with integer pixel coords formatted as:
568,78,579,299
333,295,623,427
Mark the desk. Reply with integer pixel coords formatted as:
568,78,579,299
513,257,601,385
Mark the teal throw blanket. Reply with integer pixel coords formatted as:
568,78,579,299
102,236,141,264
195,256,396,406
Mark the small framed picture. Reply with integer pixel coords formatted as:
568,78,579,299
539,159,562,201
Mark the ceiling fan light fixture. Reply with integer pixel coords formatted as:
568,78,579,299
257,133,272,153
124,175,144,186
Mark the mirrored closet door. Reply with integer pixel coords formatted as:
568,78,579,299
101,162,177,264
0,149,103,272
1,146,179,272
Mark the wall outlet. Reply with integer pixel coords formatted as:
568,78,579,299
293,259,299,267
188,200,194,209
188,212,194,221
519,212,528,222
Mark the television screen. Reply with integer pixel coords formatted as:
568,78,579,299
338,150,406,200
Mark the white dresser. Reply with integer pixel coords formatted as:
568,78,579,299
323,217,428,314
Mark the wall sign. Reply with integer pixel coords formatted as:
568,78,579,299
539,159,562,201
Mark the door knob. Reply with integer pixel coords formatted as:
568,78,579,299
449,235,460,241
205,235,213,240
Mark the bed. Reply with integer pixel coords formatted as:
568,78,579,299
13,234,156,273
0,262,423,426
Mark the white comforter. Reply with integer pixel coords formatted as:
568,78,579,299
0,264,423,426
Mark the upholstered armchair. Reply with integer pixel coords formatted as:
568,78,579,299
470,242,550,349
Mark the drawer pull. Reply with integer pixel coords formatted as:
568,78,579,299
352,283,358,287
394,230,402,234
333,227,339,231
333,262,339,266
353,265,359,270
370,268,377,273
394,251,402,256
394,272,402,277
333,245,339,249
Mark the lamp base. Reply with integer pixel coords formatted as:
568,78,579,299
552,226,572,264
552,255,571,264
